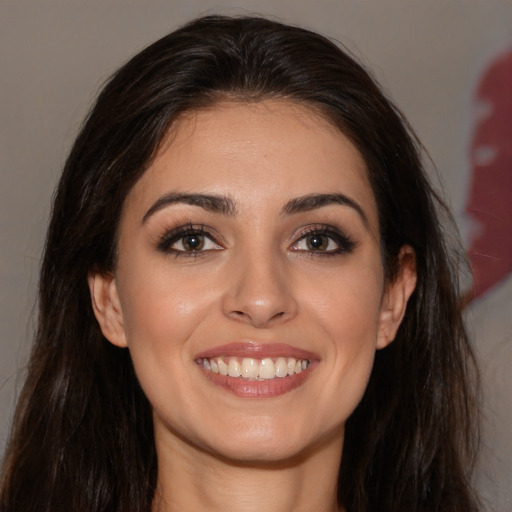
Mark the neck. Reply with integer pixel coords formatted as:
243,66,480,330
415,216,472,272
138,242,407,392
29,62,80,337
152,427,345,512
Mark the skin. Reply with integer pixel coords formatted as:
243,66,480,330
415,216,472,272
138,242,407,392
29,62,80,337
89,100,416,512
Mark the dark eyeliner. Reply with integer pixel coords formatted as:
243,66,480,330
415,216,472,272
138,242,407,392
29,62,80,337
295,225,357,255
157,223,216,254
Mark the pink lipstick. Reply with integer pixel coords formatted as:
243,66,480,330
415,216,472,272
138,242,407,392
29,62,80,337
195,342,318,398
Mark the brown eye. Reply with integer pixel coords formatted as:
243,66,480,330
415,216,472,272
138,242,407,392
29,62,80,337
306,234,329,251
182,234,205,251
294,232,339,253
158,225,223,255
290,226,356,256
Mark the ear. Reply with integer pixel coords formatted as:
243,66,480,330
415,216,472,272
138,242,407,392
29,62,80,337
88,271,128,348
376,245,417,349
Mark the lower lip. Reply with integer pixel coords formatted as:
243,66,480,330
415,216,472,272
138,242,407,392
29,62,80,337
199,364,316,398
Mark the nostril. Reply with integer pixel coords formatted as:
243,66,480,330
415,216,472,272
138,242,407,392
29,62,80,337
228,308,289,327
229,311,250,322
271,311,286,320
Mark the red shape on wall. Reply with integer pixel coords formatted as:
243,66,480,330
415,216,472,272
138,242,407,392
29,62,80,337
465,50,512,300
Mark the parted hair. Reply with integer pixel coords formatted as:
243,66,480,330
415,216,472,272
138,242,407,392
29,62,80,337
0,15,479,512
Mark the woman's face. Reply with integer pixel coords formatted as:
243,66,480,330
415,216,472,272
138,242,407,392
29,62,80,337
90,100,415,463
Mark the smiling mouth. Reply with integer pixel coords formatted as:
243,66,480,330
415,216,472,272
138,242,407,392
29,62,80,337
195,342,317,398
197,356,311,380
196,356,315,398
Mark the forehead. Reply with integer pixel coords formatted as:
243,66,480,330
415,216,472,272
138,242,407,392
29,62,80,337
124,100,378,232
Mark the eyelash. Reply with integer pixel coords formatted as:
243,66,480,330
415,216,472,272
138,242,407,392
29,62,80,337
157,223,356,258
291,225,356,257
157,223,222,258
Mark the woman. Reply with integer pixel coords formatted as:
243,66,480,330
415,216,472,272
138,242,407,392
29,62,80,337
0,15,479,512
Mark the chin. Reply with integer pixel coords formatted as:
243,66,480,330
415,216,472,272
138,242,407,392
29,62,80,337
196,415,340,465
207,437,311,465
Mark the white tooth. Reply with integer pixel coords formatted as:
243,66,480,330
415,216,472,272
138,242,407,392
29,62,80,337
275,357,288,378
301,359,308,370
210,359,219,374
228,358,241,377
287,358,296,375
203,358,211,370
258,358,276,379
241,358,259,379
295,360,302,374
218,358,228,376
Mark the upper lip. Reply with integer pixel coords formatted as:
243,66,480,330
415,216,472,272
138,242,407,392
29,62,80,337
195,341,318,360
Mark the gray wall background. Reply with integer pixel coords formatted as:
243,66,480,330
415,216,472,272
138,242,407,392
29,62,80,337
1,1,511,510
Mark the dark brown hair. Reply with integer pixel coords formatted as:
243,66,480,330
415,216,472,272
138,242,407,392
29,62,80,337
0,15,479,512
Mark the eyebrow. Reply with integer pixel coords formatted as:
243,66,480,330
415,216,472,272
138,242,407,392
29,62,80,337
142,191,368,228
282,193,369,227
142,193,237,223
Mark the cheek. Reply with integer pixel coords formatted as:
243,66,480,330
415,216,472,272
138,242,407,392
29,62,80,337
116,274,212,426
305,262,383,340
113,277,195,398
118,261,217,345
303,264,383,407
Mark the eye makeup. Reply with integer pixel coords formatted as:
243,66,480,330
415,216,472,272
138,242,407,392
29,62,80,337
157,222,224,257
155,219,357,260
290,224,357,257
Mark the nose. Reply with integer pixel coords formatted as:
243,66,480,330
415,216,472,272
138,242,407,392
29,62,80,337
222,249,298,328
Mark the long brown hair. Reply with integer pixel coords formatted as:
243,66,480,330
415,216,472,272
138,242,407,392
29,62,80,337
1,15,479,511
